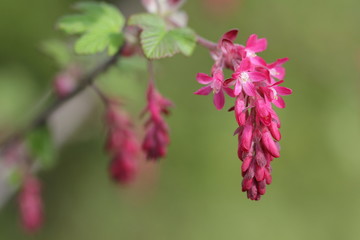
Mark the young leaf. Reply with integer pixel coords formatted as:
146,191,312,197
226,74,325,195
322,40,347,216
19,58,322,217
26,126,57,169
128,13,166,30
57,2,125,55
128,13,197,59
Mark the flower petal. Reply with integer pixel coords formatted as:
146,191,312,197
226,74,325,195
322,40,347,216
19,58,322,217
224,87,235,97
246,34,258,49
250,56,267,66
243,82,256,96
221,39,234,54
213,90,225,110
274,86,292,96
194,86,212,95
224,78,235,87
238,58,251,72
196,73,213,84
251,38,267,53
272,66,286,80
268,57,289,68
221,29,239,42
234,81,243,96
273,96,286,108
248,72,266,82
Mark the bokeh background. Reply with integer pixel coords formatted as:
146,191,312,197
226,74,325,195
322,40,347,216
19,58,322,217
1,0,360,239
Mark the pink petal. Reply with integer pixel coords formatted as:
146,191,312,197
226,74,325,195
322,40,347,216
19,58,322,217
234,81,243,96
274,86,292,96
246,34,258,49
238,58,251,72
243,82,256,96
248,72,266,82
261,131,280,158
213,90,225,110
221,39,234,54
268,58,289,68
221,29,239,42
251,38,267,53
196,73,213,84
250,56,267,66
275,66,286,80
194,86,212,95
272,80,284,86
273,96,286,108
224,78,235,87
224,87,235,97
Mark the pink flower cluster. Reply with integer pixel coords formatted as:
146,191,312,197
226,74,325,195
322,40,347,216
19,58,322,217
195,30,292,200
142,82,172,160
105,103,140,184
18,175,43,233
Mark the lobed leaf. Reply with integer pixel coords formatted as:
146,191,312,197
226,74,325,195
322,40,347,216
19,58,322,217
57,2,125,55
128,13,196,59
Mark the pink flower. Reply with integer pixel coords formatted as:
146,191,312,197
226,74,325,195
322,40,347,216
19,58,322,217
142,83,172,160
19,176,43,233
194,68,234,110
105,104,140,184
142,119,170,160
194,30,292,200
109,155,137,183
226,58,267,96
261,80,293,108
268,58,289,82
243,34,267,58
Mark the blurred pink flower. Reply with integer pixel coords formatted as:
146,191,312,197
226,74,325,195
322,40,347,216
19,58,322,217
19,176,43,233
142,83,172,160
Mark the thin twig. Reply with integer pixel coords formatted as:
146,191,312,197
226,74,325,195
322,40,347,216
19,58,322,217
0,49,122,149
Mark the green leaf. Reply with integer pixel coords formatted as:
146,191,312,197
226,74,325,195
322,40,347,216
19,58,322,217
26,126,57,169
169,27,197,56
141,27,196,59
128,13,166,30
128,13,196,59
57,2,125,55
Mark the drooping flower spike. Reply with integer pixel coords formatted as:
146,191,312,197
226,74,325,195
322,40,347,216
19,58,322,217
105,102,140,184
19,175,43,233
142,82,172,160
194,30,292,200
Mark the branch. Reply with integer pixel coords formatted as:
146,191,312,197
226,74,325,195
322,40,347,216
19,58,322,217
0,49,122,149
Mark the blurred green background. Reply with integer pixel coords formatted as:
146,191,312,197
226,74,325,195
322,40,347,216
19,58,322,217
1,0,360,239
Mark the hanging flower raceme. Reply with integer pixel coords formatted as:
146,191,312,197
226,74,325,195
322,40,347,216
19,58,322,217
142,82,172,161
18,175,43,233
194,29,292,200
105,103,140,184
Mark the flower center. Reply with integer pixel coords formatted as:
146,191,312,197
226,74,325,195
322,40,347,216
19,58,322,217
246,50,256,58
240,72,250,83
270,69,278,76
271,87,278,100
212,79,222,94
